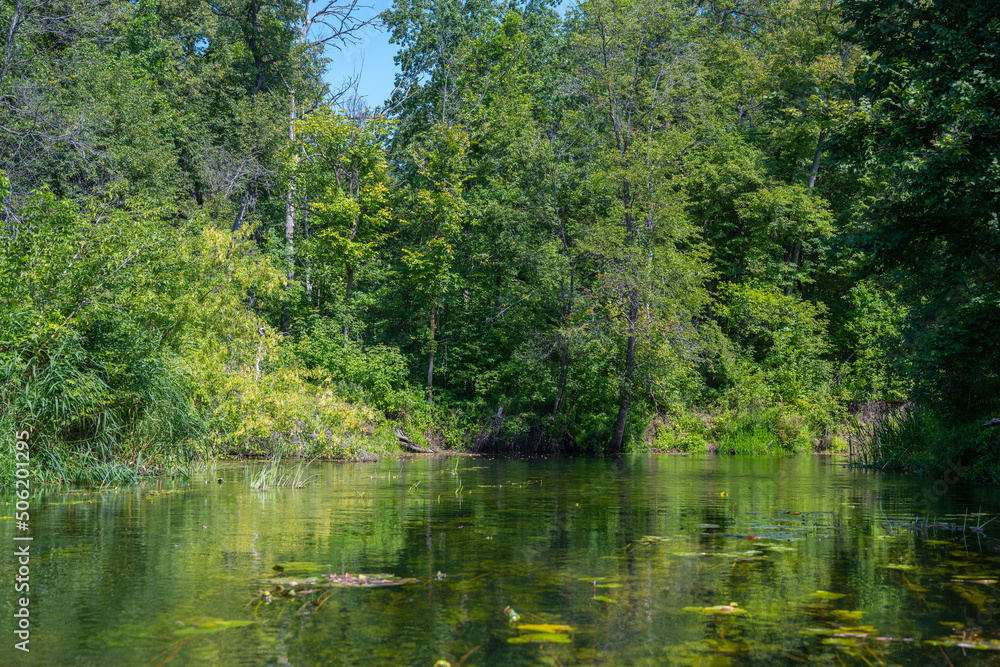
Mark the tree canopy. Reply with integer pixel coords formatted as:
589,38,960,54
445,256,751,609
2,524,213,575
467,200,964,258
2,0,997,485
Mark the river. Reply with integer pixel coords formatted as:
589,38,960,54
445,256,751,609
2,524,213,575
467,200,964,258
3,455,1000,665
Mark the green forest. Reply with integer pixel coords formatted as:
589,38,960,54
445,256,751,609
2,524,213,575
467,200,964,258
1,0,997,486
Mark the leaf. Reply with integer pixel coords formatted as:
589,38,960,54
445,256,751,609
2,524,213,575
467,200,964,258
682,604,748,615
508,633,573,644
272,562,325,573
517,624,575,633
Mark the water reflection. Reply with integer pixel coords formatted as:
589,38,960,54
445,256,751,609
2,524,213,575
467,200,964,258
2,455,1000,665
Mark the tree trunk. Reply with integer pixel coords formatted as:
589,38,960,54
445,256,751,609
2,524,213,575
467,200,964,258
552,268,574,419
343,262,354,339
551,160,573,419
427,304,437,402
785,129,826,295
609,179,637,454
807,130,826,191
553,335,569,418
609,293,638,454
303,192,311,303
282,97,297,335
343,166,360,338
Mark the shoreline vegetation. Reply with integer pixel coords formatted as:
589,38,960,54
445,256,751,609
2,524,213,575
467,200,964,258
2,0,998,489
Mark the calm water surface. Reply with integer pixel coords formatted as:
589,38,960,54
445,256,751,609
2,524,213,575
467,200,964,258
3,455,1000,665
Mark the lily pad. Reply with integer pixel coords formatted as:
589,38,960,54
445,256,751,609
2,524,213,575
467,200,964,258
592,595,618,604
926,638,1000,651
272,562,325,573
951,577,999,585
799,625,877,636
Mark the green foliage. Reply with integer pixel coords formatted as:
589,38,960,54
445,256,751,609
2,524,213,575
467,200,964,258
834,280,908,404
860,408,1000,483
295,319,409,413
6,0,998,482
716,282,832,404
715,406,815,455
843,0,1000,421
650,407,711,453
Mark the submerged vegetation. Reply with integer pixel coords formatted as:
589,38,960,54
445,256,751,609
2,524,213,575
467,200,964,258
1,0,997,485
22,457,997,665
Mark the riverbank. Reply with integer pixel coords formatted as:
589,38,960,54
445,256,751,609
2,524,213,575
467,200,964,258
6,382,998,489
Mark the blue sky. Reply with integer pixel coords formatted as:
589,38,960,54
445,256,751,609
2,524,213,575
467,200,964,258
323,0,399,109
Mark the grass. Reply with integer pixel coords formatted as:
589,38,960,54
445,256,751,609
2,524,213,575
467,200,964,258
854,406,1000,482
247,456,317,491
0,344,205,489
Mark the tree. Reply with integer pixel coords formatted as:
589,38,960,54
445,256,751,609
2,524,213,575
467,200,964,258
399,122,470,401
843,0,1000,418
571,0,711,452
291,108,392,334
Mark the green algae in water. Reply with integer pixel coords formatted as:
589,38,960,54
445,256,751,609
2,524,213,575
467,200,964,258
682,604,748,615
807,590,847,600
173,617,254,637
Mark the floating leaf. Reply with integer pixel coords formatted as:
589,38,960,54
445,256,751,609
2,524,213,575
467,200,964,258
674,638,750,654
682,604,747,616
799,625,877,636
595,583,622,588
517,624,574,633
927,638,1000,651
883,564,918,571
508,633,572,644
592,596,618,604
822,637,863,647
951,577,999,585
272,562,325,573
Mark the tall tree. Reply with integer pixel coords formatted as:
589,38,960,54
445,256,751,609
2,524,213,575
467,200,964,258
572,0,711,452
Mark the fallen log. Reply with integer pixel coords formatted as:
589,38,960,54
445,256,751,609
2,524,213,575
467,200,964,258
394,427,435,453
983,418,1000,429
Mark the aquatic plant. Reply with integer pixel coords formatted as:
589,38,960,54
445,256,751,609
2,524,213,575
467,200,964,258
247,457,317,490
